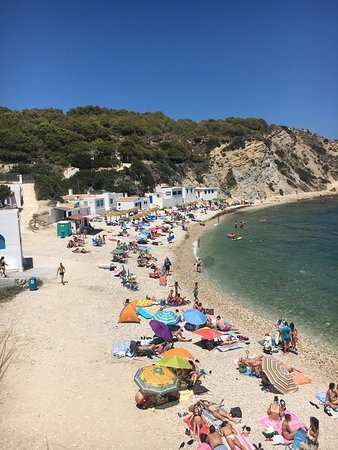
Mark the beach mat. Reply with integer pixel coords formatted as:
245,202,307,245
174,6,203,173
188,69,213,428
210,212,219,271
258,410,305,444
216,346,243,353
136,307,153,319
183,415,209,435
293,371,312,385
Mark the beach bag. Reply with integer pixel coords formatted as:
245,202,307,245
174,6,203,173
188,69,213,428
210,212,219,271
206,308,214,315
230,407,242,418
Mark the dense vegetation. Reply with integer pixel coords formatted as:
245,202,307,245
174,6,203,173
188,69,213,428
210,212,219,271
0,106,270,200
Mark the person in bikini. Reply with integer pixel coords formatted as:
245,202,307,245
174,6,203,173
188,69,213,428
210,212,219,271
206,425,226,450
282,414,297,441
189,402,203,441
267,396,284,421
325,382,338,409
199,400,240,424
220,421,245,450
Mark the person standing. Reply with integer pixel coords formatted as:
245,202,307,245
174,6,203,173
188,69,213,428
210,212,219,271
57,263,66,285
193,282,199,302
195,258,202,273
164,257,172,276
281,322,292,353
0,256,8,277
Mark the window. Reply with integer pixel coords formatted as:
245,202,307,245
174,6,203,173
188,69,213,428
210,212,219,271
83,201,88,206
211,190,214,193
95,199,104,207
110,198,113,204
0,235,6,250
118,203,121,207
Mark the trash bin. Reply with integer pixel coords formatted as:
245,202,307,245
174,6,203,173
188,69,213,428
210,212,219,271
60,230,65,239
29,277,38,291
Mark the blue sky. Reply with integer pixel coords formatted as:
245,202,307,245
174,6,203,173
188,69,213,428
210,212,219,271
1,0,337,138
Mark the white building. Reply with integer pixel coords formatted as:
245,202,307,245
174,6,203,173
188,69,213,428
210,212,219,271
48,203,91,224
195,187,218,201
0,174,23,208
146,185,196,208
115,196,149,211
0,208,24,271
62,189,123,215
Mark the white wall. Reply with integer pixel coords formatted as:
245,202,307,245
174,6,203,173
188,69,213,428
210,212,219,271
196,188,218,201
116,197,149,211
0,209,24,271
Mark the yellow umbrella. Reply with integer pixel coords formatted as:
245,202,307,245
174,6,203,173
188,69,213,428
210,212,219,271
134,365,179,394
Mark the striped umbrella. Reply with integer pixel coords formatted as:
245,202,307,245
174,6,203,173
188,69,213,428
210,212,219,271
262,356,298,394
153,309,179,326
134,365,179,395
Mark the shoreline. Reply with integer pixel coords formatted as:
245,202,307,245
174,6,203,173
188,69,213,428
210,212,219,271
173,207,338,381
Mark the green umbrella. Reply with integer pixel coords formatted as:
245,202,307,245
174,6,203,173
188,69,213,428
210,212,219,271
156,356,192,370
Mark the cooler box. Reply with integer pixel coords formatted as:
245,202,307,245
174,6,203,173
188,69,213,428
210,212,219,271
29,277,38,291
57,221,72,237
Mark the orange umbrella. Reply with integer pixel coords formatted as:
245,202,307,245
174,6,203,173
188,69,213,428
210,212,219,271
163,348,195,359
193,328,223,340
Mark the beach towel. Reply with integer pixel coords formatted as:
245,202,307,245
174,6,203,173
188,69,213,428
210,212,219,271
112,340,132,358
292,371,312,385
258,410,305,444
159,276,167,286
239,368,257,377
113,266,124,276
235,430,253,450
184,415,209,435
216,346,243,353
316,392,338,412
179,390,193,402
136,307,153,319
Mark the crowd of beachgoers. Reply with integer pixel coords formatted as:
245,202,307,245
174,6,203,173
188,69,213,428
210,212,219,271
55,200,337,450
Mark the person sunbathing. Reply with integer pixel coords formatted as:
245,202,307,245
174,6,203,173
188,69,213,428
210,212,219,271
172,328,192,342
267,396,284,421
174,293,186,305
325,383,338,409
220,421,245,450
239,352,263,377
189,402,203,441
282,414,297,441
215,316,238,331
214,336,239,346
206,425,226,450
188,359,201,386
199,400,241,424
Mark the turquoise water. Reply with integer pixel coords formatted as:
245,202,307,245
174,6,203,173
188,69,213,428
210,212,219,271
199,197,338,347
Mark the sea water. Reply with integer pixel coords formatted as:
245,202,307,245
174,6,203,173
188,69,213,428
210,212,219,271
199,197,338,348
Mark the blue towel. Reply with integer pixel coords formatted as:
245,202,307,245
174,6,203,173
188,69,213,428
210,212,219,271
215,346,243,353
136,307,153,319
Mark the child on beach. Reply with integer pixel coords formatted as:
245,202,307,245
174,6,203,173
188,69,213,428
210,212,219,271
193,282,199,302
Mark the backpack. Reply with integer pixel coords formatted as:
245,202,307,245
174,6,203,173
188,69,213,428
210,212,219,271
230,407,242,418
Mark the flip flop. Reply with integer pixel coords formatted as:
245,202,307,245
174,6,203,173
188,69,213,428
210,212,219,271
309,401,319,409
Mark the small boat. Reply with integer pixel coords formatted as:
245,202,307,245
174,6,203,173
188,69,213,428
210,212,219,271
232,236,242,241
227,233,236,238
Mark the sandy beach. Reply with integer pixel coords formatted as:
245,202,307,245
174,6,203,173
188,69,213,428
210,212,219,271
0,189,337,449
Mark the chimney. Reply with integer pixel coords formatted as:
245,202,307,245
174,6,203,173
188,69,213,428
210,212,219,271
68,189,73,196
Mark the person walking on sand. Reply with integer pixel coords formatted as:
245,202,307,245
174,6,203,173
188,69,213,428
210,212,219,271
0,256,8,277
195,258,202,272
193,282,199,302
57,263,66,285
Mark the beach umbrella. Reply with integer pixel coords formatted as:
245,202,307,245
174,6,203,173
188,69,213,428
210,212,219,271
153,309,179,326
262,356,298,395
193,327,223,340
149,319,173,341
163,348,195,359
183,309,207,326
156,356,192,370
134,365,179,395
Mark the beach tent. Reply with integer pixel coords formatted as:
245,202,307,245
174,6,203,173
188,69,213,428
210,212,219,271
118,303,140,323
